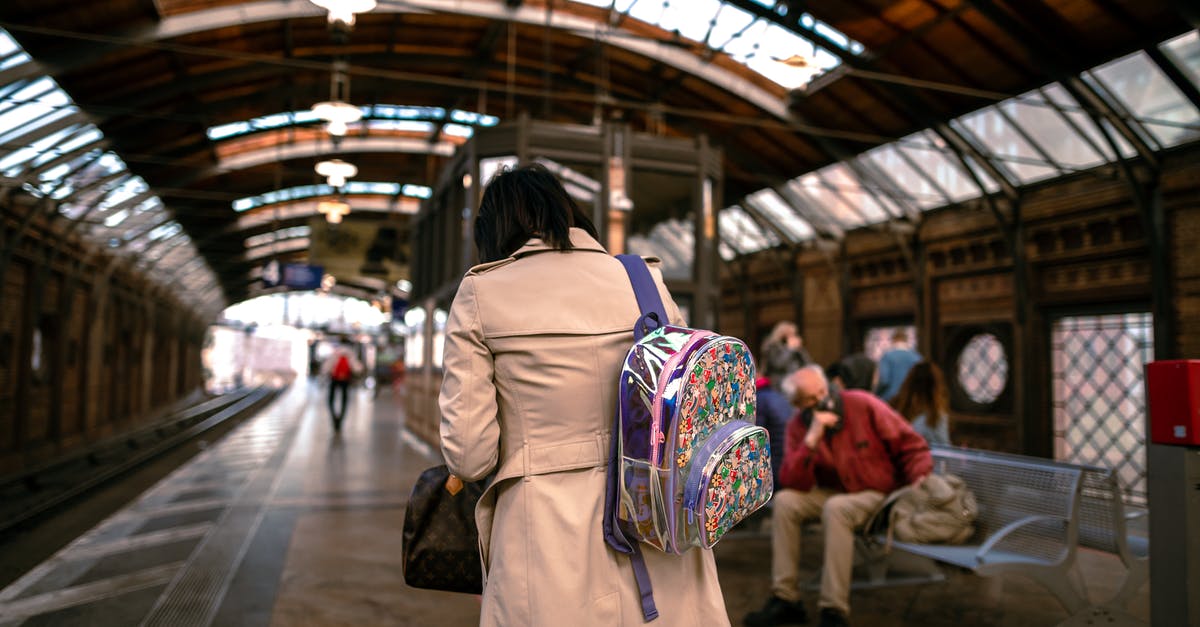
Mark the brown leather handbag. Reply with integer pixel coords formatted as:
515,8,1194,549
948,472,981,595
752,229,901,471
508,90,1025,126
402,464,485,594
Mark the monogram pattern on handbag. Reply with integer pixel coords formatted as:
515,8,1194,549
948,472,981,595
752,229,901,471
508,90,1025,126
402,465,485,594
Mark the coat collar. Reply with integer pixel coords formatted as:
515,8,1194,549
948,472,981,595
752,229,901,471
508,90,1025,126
511,227,608,258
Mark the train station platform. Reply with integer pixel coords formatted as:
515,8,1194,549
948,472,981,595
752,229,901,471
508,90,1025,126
0,383,1149,626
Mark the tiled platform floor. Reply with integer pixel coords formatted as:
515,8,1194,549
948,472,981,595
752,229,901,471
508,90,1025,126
0,382,1150,626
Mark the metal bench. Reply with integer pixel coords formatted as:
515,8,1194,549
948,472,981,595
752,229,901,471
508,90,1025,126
869,445,1148,626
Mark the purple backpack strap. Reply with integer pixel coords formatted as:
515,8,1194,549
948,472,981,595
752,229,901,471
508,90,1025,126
616,254,668,341
602,254,662,622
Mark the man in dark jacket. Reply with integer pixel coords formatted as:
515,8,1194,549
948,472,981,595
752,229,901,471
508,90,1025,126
745,365,932,627
754,375,795,489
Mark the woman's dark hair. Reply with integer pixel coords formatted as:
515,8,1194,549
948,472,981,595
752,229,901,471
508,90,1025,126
890,360,949,430
473,163,600,263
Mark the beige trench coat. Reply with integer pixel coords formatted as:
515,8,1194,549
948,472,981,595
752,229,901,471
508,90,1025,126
440,228,730,626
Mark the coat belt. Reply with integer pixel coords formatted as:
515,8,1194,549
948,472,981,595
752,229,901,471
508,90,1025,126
494,433,612,483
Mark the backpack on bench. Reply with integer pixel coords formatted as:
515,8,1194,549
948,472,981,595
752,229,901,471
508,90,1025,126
870,473,979,549
603,255,773,621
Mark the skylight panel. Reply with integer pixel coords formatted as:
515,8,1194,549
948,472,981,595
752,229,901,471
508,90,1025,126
206,105,489,141
232,181,423,211
952,111,1059,183
442,123,474,138
402,183,433,198
1001,95,1105,170
30,127,103,169
860,144,947,209
746,188,814,242
1089,51,1200,149
658,0,722,42
103,209,130,228
450,110,499,126
368,120,435,133
719,18,769,63
807,165,888,224
1161,31,1199,87
148,221,183,241
0,124,80,174
719,206,775,253
745,24,836,90
705,4,755,49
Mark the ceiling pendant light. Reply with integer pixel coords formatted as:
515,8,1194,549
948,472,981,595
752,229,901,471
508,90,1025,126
309,0,377,27
315,159,358,188
318,199,351,224
311,100,361,136
310,62,362,137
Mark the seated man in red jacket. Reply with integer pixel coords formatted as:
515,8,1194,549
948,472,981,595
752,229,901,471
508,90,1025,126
745,365,932,627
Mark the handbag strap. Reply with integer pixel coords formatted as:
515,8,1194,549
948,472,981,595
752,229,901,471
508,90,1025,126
616,254,668,341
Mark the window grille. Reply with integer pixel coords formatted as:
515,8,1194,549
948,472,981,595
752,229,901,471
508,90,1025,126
1052,312,1153,506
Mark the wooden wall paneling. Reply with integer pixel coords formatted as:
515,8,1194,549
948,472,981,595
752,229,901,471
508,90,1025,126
1171,204,1200,358
139,297,155,416
802,268,843,368
0,257,27,467
62,278,88,445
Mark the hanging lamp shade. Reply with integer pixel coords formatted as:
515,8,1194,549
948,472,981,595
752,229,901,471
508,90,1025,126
310,100,362,136
309,0,377,25
315,159,358,187
317,199,351,224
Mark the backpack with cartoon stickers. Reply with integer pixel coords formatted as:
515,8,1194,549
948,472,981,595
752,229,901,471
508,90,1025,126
603,254,773,621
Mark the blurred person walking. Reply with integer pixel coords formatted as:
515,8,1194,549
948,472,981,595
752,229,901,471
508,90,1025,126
321,341,362,432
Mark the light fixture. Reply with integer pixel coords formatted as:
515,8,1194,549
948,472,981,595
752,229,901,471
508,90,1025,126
315,159,358,187
310,62,361,137
317,199,351,224
311,101,362,136
309,0,377,27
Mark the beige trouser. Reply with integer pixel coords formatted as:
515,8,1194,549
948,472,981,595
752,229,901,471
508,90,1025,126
770,488,886,615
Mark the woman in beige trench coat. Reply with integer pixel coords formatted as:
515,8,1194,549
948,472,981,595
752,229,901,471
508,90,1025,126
439,165,730,626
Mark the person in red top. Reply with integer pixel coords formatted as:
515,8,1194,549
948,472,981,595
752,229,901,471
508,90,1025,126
745,365,932,627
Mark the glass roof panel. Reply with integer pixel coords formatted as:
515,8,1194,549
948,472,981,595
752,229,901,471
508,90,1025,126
1035,84,1133,161
1002,94,1106,170
1089,51,1200,148
30,127,104,171
0,123,81,175
806,165,889,224
1,27,216,308
952,110,1059,183
232,181,425,212
572,1,858,90
746,188,814,241
858,145,947,209
659,0,723,41
207,105,492,141
719,206,777,253
1161,31,1200,87
898,131,1000,201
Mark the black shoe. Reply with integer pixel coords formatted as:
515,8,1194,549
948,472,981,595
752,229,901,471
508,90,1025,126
743,596,808,626
817,608,849,627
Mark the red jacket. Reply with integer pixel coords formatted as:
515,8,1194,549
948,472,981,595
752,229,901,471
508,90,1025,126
779,390,932,494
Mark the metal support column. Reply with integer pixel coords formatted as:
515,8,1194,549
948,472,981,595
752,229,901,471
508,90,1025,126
691,135,719,331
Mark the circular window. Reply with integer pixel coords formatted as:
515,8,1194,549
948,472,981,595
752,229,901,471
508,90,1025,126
956,333,1008,404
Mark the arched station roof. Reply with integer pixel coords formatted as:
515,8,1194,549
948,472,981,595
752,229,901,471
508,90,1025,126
0,0,1193,310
